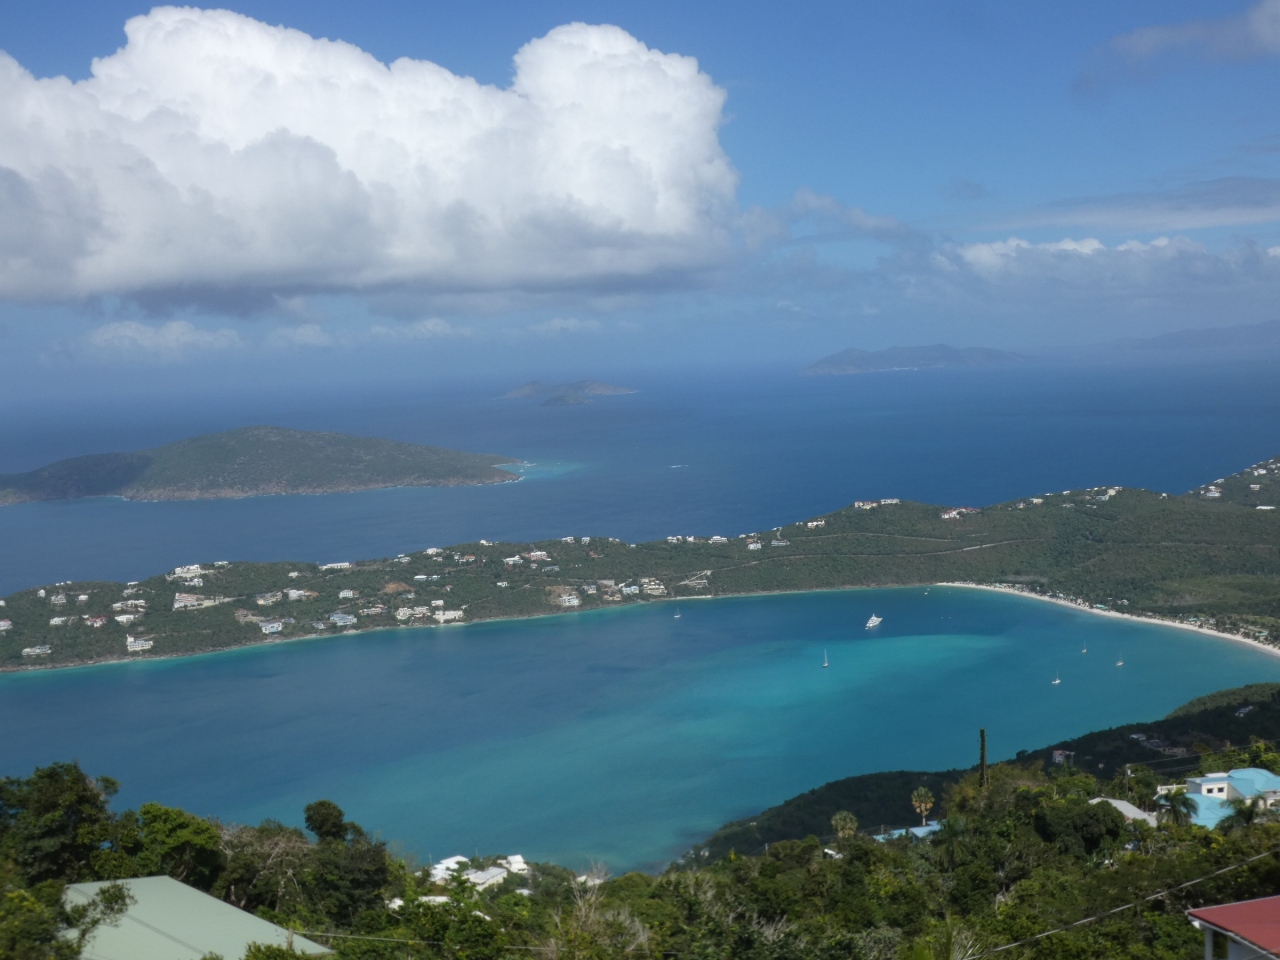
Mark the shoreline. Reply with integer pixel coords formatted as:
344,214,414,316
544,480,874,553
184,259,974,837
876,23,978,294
6,580,1278,676
939,582,1280,661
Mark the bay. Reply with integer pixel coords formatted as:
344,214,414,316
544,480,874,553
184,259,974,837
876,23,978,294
3,586,1278,872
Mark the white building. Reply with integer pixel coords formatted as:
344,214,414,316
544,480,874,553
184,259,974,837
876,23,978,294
429,856,470,883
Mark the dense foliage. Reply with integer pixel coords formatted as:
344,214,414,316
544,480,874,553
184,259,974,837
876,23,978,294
8,689,1280,959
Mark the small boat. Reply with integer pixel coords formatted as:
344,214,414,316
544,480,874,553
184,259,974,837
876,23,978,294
822,650,829,669
1082,644,1087,654
1052,671,1061,685
674,608,681,619
1116,658,1124,667
865,614,883,629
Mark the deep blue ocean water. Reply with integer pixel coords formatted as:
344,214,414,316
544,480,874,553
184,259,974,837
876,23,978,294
3,587,1279,871
3,360,1280,870
1,361,1278,595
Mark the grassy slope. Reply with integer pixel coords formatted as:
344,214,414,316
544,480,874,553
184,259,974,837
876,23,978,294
0,426,518,503
702,684,1280,859
1,450,1276,669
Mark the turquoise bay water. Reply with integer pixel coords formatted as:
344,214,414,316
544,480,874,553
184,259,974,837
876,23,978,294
4,587,1279,871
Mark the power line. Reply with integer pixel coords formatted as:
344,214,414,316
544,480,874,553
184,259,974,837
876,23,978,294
971,845,1280,958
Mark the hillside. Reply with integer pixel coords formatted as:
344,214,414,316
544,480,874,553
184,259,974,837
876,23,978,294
0,426,519,504
1,451,1277,669
701,683,1280,858
802,343,1028,376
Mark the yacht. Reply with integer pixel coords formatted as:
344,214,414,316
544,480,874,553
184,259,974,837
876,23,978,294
674,608,681,619
1116,658,1124,667
1052,672,1061,685
865,614,883,629
822,650,829,669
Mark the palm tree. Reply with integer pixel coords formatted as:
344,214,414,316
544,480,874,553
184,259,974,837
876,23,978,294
1157,788,1198,828
912,787,936,826
830,810,859,841
1218,795,1274,833
933,817,969,871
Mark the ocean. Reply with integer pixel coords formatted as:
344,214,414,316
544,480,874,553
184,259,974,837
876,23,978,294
1,360,1278,595
2,359,1280,870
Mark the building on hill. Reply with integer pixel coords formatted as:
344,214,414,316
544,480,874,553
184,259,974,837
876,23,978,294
1188,894,1280,959
1089,797,1156,827
1156,768,1280,828
65,875,331,959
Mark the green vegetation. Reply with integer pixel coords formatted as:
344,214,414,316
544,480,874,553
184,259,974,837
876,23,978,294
4,449,1279,670
0,426,518,505
703,684,1280,861
10,686,1280,959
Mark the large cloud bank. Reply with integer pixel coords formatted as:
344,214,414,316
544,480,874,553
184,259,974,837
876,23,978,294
0,8,737,302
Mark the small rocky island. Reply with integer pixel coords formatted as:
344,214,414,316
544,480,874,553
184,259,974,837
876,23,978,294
503,380,637,406
803,344,1028,376
0,426,519,504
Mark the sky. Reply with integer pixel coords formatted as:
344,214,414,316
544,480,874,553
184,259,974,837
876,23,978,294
1,0,1280,400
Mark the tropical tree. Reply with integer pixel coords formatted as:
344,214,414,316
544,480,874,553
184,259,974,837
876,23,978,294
912,787,936,826
831,810,859,840
1157,789,1198,828
1218,795,1275,834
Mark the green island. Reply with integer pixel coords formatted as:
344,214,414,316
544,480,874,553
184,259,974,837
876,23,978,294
12,683,1280,959
0,426,519,505
2,450,1277,670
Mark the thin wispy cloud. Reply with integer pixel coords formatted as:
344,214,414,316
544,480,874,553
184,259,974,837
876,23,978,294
81,319,242,359
1080,0,1280,89
998,177,1280,233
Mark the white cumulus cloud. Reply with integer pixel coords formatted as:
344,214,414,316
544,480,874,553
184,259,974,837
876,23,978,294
0,8,736,304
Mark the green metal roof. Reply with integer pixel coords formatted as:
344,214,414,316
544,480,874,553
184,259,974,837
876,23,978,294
65,876,331,960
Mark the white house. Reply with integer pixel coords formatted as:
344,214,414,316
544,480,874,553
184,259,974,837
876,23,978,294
429,856,469,882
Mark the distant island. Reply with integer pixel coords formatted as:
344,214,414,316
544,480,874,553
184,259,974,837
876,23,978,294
503,380,637,406
2,448,1276,670
803,344,1029,376
0,426,519,505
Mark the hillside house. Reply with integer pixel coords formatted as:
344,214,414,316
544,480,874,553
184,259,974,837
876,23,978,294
1189,894,1280,959
65,876,330,959
260,621,284,634
1156,768,1280,827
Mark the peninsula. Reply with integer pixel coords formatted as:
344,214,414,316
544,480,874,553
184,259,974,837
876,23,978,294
0,426,519,505
1,451,1277,670
802,343,1028,376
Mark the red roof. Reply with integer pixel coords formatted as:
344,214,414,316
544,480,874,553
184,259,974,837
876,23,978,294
1189,895,1280,955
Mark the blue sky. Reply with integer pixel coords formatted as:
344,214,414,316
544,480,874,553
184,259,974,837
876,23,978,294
1,1,1279,399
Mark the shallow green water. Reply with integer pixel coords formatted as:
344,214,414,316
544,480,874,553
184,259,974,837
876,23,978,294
3,586,1277,871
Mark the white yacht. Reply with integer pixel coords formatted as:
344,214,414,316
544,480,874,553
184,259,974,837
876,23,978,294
865,614,883,629
822,650,829,669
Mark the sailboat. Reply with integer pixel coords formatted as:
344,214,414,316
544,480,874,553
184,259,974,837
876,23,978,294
865,614,883,629
674,608,681,619
1051,672,1061,685
822,650,829,669
1082,643,1087,654
1116,657,1124,666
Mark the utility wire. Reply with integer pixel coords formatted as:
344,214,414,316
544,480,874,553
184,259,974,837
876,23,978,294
971,845,1280,958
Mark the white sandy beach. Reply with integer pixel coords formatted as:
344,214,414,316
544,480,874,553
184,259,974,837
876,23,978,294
940,582,1280,661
